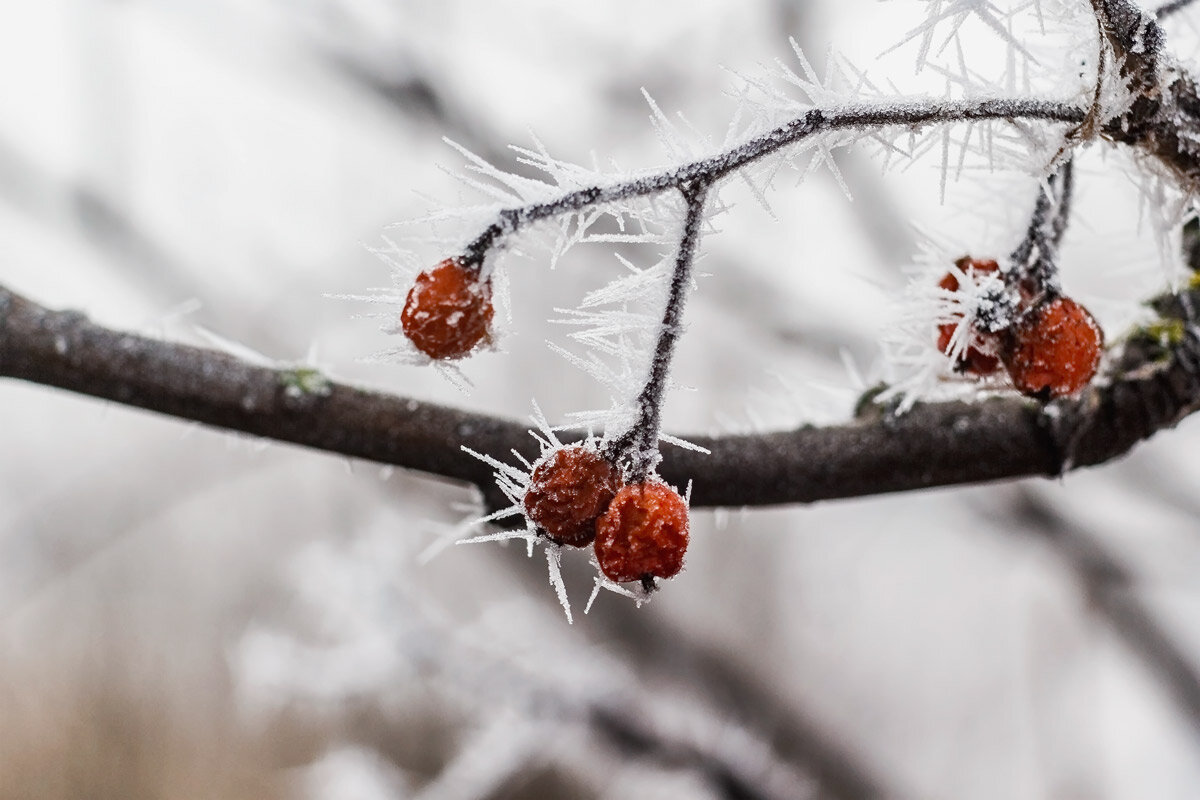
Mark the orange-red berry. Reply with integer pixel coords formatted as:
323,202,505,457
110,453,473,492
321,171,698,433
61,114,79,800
400,259,494,360
936,257,1002,376
593,481,689,584
1003,296,1103,399
523,446,622,547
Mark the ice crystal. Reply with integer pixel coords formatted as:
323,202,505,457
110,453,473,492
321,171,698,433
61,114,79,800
458,403,613,622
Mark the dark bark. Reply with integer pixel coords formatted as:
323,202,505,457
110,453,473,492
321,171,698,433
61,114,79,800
4,283,1199,519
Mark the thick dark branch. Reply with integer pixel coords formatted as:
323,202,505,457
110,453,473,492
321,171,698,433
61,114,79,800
1091,0,1166,73
0,286,505,505
1089,0,1200,186
0,282,1190,506
3,283,1200,515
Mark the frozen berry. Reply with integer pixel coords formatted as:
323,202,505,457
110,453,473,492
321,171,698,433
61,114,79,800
400,259,494,360
594,481,689,584
936,257,1003,376
1003,295,1103,399
523,445,622,547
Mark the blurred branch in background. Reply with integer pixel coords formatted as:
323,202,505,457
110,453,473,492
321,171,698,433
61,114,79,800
0,135,198,309
1011,488,1200,740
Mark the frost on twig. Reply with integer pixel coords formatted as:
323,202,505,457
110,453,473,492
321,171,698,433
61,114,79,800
355,6,1200,602
458,187,705,614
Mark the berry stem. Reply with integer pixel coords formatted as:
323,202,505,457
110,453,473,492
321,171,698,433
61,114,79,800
1008,159,1074,298
606,182,709,481
458,98,1085,270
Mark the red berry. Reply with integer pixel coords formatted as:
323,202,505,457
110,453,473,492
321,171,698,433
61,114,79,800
594,481,689,584
1003,296,1103,399
936,257,1002,376
400,259,494,360
523,445,622,547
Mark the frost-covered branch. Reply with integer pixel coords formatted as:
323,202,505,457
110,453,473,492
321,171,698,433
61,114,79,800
457,97,1087,270
6,281,1200,516
1008,159,1074,296
1090,0,1166,72
604,184,708,481
1089,0,1200,185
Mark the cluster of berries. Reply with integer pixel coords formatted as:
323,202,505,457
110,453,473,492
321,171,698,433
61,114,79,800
395,251,1107,590
399,258,689,586
936,257,1104,399
522,445,689,586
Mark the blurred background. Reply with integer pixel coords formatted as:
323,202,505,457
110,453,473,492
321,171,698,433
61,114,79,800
4,1,1200,798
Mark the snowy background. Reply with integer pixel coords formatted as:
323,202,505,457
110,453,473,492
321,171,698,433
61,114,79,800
4,1,1200,798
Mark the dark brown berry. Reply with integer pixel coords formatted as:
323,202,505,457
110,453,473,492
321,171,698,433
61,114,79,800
523,446,621,547
594,481,689,584
1003,296,1103,399
936,257,1003,376
401,259,494,360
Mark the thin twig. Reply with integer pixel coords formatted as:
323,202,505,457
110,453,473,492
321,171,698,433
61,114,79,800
606,183,709,480
461,98,1086,267
1008,159,1075,297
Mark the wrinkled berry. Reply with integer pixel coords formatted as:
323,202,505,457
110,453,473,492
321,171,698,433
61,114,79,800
401,259,493,360
523,446,622,547
594,481,689,584
1004,295,1103,399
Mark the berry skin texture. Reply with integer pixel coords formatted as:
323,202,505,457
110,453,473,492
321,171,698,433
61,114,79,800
400,259,494,360
1003,296,1103,399
936,257,1002,376
523,446,622,547
594,481,689,584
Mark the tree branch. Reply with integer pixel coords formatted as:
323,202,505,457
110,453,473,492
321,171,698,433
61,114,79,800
1008,159,1074,297
4,282,1200,518
605,183,709,480
460,98,1085,268
1089,0,1200,186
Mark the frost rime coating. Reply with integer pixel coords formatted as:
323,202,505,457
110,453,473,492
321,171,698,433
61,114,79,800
936,257,1004,376
395,5,1153,608
523,445,622,547
400,259,494,360
594,482,689,584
